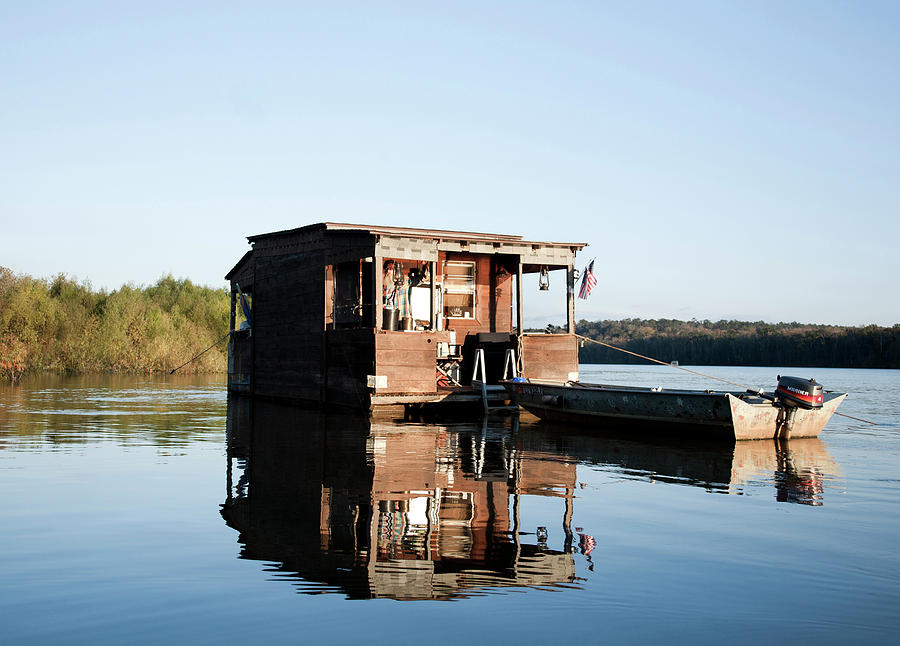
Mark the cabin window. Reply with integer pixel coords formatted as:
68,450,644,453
442,261,475,320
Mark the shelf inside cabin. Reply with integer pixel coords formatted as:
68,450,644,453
442,261,475,319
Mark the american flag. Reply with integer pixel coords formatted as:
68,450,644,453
578,259,596,300
578,532,596,556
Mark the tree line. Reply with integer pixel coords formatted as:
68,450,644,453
3,267,898,381
570,318,900,369
0,268,230,381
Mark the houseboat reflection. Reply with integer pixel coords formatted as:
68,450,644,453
222,398,577,600
221,399,839,600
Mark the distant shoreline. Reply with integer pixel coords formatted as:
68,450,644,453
570,319,899,370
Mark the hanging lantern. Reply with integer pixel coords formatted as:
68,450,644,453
539,266,550,291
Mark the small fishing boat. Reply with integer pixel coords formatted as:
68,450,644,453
503,376,847,440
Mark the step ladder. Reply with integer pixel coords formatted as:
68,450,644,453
471,348,519,413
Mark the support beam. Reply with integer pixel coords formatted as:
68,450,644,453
429,260,436,330
229,289,236,333
489,260,497,333
516,259,523,336
373,252,383,330
567,263,575,333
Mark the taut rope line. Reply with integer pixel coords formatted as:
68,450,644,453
170,330,232,374
575,334,750,390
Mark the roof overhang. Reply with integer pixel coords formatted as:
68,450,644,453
246,222,587,257
224,250,254,283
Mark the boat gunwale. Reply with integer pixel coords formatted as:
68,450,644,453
508,378,846,404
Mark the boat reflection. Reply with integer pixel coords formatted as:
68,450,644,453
221,398,839,600
514,417,839,505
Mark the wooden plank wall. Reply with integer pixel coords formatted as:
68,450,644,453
230,264,254,290
325,329,375,408
490,256,515,333
252,233,327,402
374,333,439,394
520,334,579,381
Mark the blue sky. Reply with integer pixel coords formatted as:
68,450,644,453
3,1,898,326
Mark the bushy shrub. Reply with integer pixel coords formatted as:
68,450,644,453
0,268,230,379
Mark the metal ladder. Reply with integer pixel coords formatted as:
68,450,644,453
472,348,519,413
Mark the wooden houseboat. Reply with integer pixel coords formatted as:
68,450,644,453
225,223,587,411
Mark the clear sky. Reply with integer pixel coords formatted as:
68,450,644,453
3,1,898,326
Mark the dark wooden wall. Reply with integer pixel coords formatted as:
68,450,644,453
252,232,327,402
227,250,255,289
325,329,375,408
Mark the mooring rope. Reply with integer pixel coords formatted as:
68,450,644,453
169,330,232,374
575,334,752,390
574,333,877,425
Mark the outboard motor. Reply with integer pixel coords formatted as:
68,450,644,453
775,376,824,410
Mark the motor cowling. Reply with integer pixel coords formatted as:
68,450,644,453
775,375,824,410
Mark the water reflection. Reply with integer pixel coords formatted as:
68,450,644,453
222,398,576,599
0,374,226,450
514,420,838,505
221,398,839,600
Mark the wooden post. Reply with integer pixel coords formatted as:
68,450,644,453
321,266,328,404
373,251,383,330
516,259,523,336
429,260,436,330
566,263,575,334
229,289,236,333
249,287,255,397
489,260,497,333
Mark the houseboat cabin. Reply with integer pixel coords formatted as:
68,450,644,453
226,223,587,411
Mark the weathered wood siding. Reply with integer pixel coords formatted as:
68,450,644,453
226,250,255,288
252,232,327,402
520,334,579,381
325,329,375,409
374,332,439,394
491,259,515,332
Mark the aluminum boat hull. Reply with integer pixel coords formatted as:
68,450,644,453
503,380,846,440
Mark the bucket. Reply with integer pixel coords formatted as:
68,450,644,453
401,316,414,331
382,308,399,331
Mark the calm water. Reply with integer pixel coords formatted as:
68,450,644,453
1,366,898,644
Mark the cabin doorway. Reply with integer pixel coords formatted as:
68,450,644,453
328,260,374,330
